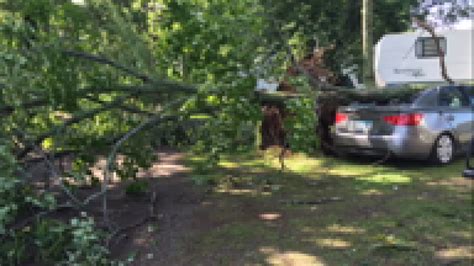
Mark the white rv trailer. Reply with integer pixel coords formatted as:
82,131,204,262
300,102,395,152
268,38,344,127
374,27,473,87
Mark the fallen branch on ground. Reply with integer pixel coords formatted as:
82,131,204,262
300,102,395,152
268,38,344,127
106,187,158,248
14,129,83,207
279,197,343,205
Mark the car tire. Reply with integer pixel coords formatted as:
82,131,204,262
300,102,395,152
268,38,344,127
430,134,455,165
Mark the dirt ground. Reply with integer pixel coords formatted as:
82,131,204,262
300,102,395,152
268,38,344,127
99,149,473,266
99,150,201,264
106,149,292,265
23,147,473,265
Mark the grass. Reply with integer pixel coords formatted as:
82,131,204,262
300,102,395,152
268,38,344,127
183,149,473,265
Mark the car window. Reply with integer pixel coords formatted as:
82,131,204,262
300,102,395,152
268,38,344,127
413,89,438,107
462,86,474,106
438,87,469,108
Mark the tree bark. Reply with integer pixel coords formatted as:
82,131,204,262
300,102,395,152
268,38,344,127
362,0,374,87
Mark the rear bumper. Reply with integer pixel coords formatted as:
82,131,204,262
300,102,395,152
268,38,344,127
333,127,435,159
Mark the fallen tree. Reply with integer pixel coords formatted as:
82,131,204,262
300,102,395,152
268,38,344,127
257,85,424,153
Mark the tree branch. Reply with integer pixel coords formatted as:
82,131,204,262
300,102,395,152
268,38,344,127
62,50,153,83
83,95,156,116
84,97,187,225
61,50,198,94
413,17,454,84
16,93,133,159
1,81,195,117
13,79,198,159
13,129,82,207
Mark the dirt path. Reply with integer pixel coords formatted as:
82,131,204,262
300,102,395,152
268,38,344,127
109,150,278,265
109,150,209,265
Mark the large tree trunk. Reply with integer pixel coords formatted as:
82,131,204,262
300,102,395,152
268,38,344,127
260,102,287,149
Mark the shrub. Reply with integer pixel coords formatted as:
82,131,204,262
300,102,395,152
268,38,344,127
0,143,111,265
284,97,319,154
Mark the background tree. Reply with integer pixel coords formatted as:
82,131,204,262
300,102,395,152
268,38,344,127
257,0,417,85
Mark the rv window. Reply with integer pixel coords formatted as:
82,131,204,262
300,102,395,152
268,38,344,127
415,37,447,58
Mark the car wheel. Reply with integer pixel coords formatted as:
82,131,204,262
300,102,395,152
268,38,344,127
431,134,455,165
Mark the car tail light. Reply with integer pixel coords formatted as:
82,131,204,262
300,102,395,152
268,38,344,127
383,113,424,126
335,112,348,124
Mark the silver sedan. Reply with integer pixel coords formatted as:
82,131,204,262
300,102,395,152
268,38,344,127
333,85,474,164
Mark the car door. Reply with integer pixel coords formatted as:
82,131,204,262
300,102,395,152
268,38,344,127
438,86,472,152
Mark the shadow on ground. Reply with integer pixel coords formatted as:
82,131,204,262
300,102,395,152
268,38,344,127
109,149,473,266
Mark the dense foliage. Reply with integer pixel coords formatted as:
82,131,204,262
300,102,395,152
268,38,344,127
0,142,110,265
0,0,264,263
